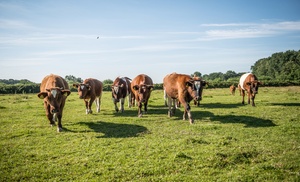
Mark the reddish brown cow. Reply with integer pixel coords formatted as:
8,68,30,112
192,76,208,106
230,84,236,95
131,74,154,117
239,73,262,106
111,77,133,113
163,73,200,124
73,78,103,114
37,74,71,132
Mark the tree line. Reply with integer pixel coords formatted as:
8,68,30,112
1,50,299,94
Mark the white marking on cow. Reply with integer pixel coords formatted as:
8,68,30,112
51,89,57,98
81,85,85,90
114,86,119,94
194,81,201,90
239,73,251,90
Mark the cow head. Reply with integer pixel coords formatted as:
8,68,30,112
73,83,90,99
37,87,70,114
246,80,262,96
194,80,208,101
133,84,153,103
111,84,124,102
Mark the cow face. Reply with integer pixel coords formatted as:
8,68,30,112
38,88,70,114
111,84,124,102
133,84,153,103
73,83,90,99
185,80,197,101
194,80,207,101
246,81,261,96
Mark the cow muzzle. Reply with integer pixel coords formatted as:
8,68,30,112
194,96,200,101
51,108,59,114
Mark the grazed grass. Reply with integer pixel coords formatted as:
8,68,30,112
0,87,299,181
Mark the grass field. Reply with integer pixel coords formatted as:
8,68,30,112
0,87,299,181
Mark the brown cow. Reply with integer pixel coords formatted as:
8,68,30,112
37,74,71,132
111,76,133,113
163,73,200,124
239,73,262,106
131,74,154,117
230,84,236,95
192,76,208,106
73,78,103,114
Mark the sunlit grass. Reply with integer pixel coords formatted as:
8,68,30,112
0,87,299,181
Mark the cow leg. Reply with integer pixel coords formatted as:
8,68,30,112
164,90,168,107
241,90,245,104
114,101,119,112
88,98,95,114
183,103,193,124
45,102,55,126
84,100,89,114
251,95,256,107
247,93,251,105
56,112,63,132
120,98,125,113
167,96,172,117
128,93,132,108
95,97,100,113
138,102,143,117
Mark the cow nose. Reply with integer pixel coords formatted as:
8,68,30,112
194,96,199,101
79,96,83,99
52,109,59,113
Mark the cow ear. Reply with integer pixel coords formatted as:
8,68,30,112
37,92,48,99
258,81,263,85
86,84,91,90
186,80,193,87
147,85,154,90
133,85,139,90
73,83,79,88
62,90,71,96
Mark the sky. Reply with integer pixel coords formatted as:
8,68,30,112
0,0,300,83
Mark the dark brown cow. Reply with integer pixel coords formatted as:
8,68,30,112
239,73,262,106
163,73,200,124
37,74,71,132
111,77,133,113
131,74,154,117
73,78,103,114
192,76,208,106
230,84,236,95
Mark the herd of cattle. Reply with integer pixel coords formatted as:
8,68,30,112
37,73,261,132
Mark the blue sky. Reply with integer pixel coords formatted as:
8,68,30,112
0,0,300,83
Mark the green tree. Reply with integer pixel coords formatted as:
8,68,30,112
103,79,113,85
191,71,202,77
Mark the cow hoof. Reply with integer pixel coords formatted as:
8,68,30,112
97,109,100,113
57,127,63,132
189,119,194,124
138,113,143,117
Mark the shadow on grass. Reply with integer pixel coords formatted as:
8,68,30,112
200,102,242,109
194,111,276,128
74,121,149,138
270,103,300,107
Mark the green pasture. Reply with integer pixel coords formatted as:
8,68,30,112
0,87,299,181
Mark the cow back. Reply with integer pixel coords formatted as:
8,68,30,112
239,73,258,90
131,74,153,87
83,78,103,97
112,77,130,99
163,73,192,99
40,74,69,91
